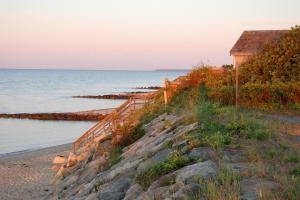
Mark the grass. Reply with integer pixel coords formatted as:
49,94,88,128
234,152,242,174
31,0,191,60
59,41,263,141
184,96,272,151
284,151,299,163
135,150,192,189
289,167,300,176
118,124,146,147
163,85,300,199
104,146,122,169
197,166,241,200
107,81,300,199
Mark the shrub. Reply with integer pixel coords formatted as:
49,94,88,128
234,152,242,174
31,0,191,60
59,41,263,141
179,27,300,109
239,25,300,84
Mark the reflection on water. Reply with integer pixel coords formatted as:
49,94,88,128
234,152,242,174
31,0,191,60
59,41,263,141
0,119,94,154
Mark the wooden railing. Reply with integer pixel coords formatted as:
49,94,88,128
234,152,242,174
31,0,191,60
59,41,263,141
72,77,188,153
72,93,155,153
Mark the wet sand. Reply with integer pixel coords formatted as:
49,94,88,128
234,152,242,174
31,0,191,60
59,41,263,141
0,144,71,200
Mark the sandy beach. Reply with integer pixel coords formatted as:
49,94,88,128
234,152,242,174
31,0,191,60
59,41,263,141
0,144,71,200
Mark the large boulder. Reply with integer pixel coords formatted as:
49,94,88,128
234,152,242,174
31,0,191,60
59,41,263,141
176,160,217,184
96,170,135,200
67,152,78,167
53,155,66,164
188,147,216,161
172,183,200,200
137,148,172,173
123,184,144,200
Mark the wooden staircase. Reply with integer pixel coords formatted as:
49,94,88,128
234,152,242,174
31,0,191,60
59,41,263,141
72,93,156,153
72,76,188,153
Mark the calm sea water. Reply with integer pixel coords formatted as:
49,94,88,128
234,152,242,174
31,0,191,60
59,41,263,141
0,69,187,154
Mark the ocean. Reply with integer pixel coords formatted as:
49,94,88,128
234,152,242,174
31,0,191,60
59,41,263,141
0,69,187,154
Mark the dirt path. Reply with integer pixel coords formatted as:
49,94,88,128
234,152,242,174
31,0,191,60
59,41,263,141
262,113,300,125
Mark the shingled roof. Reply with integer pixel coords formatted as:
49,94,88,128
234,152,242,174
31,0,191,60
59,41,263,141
230,30,288,55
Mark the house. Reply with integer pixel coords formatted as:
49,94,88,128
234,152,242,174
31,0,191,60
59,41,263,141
230,30,288,68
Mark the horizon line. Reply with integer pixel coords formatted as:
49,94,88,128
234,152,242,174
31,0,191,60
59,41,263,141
0,67,192,71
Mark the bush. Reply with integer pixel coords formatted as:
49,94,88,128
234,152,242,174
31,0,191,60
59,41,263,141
181,26,300,109
239,25,300,84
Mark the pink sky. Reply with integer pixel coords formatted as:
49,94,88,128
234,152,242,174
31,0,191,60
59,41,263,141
0,0,299,70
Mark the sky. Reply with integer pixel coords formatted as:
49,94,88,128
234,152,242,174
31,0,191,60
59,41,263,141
0,0,299,70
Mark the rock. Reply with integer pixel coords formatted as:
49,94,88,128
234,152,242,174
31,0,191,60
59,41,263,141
98,192,124,200
94,157,142,186
75,158,106,187
240,177,280,200
97,170,135,199
181,146,189,154
86,156,107,171
176,160,217,184
167,182,182,194
63,175,79,187
67,152,78,167
148,172,177,191
223,148,245,163
139,186,170,200
53,155,66,164
172,183,200,200
137,148,172,173
51,165,61,171
226,162,250,174
188,147,216,161
123,184,144,200
85,192,98,200
51,165,65,184
172,140,188,149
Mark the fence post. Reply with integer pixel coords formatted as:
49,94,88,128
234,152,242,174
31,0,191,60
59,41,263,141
164,78,170,105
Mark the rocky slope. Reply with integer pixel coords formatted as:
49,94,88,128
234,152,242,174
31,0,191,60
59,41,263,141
45,113,279,200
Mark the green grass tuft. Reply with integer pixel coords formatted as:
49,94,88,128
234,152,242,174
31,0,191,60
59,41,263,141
135,150,192,189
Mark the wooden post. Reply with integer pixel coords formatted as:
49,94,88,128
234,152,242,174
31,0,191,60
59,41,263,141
234,56,239,121
235,63,239,107
164,78,170,105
